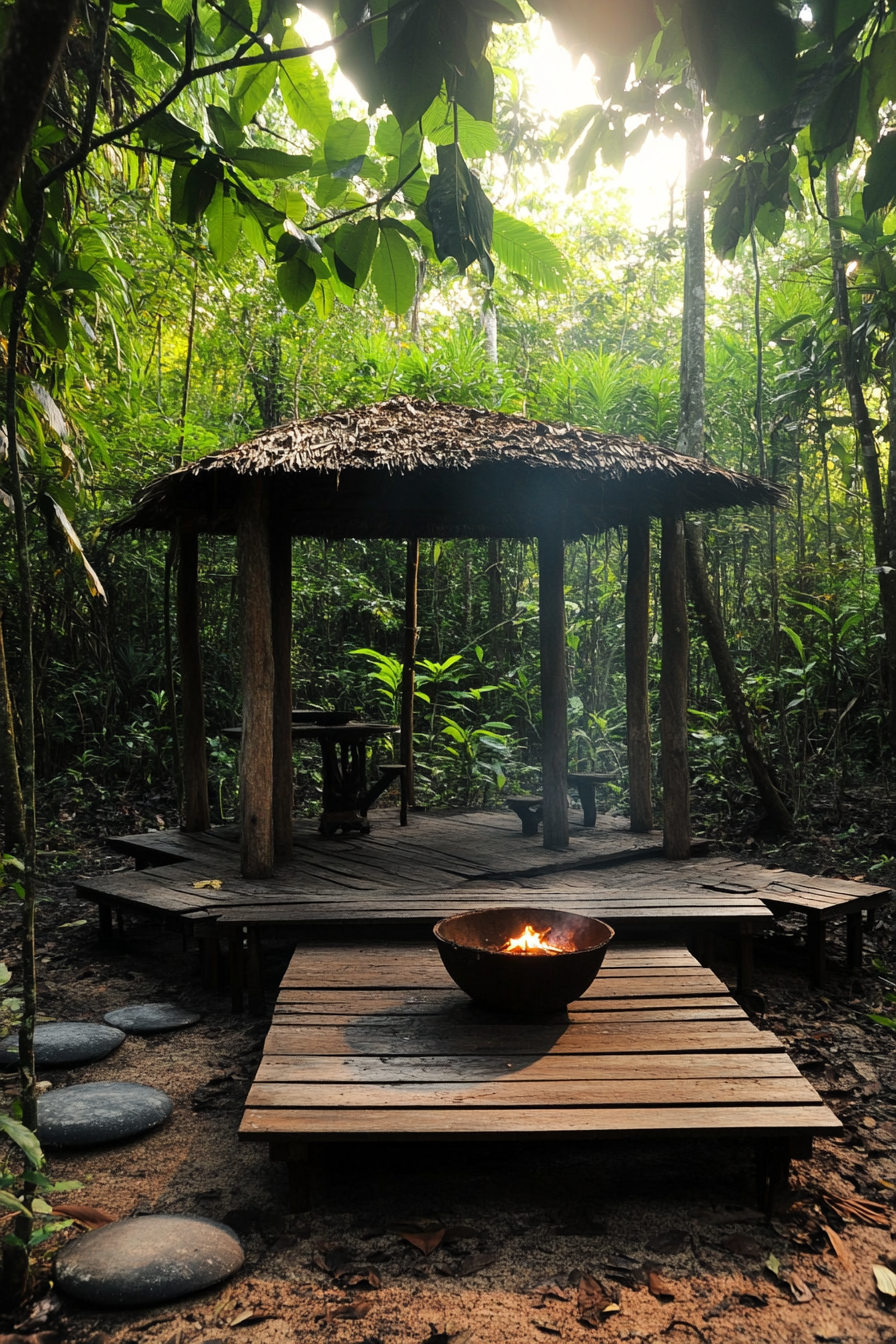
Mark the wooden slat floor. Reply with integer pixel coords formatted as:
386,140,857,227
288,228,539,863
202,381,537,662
239,943,840,1200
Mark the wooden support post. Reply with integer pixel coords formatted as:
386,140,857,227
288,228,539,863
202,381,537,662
98,904,113,942
660,512,690,858
246,926,265,1015
270,1140,321,1211
270,523,293,860
200,934,220,992
228,933,244,1014
846,911,863,971
538,534,569,850
238,480,275,878
808,912,826,986
177,529,211,832
626,515,653,833
400,537,419,820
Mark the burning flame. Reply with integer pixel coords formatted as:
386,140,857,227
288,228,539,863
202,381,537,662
500,924,566,955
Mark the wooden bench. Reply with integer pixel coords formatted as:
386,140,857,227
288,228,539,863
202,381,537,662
508,775,617,832
567,772,618,827
240,941,839,1212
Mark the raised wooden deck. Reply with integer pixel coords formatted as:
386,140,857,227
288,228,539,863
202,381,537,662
240,942,841,1210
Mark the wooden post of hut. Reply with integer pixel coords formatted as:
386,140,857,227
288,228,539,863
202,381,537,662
538,533,569,850
660,511,690,858
400,537,419,820
625,514,653,833
238,479,275,878
177,527,210,832
270,518,293,859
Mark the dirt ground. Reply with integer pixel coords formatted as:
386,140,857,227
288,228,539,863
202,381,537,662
2,826,896,1344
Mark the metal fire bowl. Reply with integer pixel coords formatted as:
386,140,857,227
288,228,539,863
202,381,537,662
433,906,614,1014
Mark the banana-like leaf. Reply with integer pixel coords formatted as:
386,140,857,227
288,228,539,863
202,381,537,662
491,210,568,292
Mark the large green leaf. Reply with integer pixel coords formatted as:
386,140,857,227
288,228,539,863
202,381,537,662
682,0,796,116
207,105,244,154
371,224,417,314
277,256,316,310
327,217,379,289
279,29,333,140
230,148,312,179
206,185,242,264
421,96,500,157
0,1113,43,1169
491,210,568,292
324,118,369,171
231,50,278,124
375,3,444,130
864,133,896,217
426,143,494,281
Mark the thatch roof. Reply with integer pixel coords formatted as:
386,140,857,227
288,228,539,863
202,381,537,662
117,396,786,539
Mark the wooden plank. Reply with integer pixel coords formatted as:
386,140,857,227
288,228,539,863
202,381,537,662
261,1024,782,1056
240,1104,841,1139
254,1052,803,1084
274,992,740,1013
274,1008,747,1026
246,1076,821,1109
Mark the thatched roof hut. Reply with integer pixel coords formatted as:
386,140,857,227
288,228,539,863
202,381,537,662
118,396,785,538
118,397,785,878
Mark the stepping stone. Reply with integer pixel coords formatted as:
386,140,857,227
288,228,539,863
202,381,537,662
37,1082,173,1148
104,1003,201,1034
0,1022,125,1068
54,1214,244,1306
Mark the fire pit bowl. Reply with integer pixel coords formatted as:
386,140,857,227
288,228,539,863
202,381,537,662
433,906,614,1013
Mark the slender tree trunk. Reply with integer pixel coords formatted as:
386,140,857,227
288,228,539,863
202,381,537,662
686,521,792,829
660,513,690,858
401,538,419,808
538,534,569,850
625,517,653,832
0,0,78,225
487,538,504,670
678,71,705,460
0,613,25,852
827,164,896,747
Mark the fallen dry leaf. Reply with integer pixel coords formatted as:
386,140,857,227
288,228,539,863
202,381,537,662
822,1192,891,1227
312,1245,352,1276
396,1227,445,1255
0,1335,60,1344
51,1204,115,1229
191,878,222,889
577,1273,619,1325
343,1266,382,1289
822,1224,854,1271
738,1293,767,1308
455,1251,498,1277
527,1280,570,1302
647,1270,675,1300
721,1232,761,1258
317,1301,371,1323
531,1322,562,1336
443,1224,478,1242
229,1309,270,1328
873,1264,896,1298
785,1273,813,1303
646,1228,689,1254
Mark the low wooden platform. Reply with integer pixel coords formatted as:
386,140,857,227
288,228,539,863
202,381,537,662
240,942,841,1211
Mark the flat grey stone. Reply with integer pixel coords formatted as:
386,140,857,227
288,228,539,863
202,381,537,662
104,1003,201,1034
37,1082,173,1148
0,1022,125,1068
55,1214,244,1306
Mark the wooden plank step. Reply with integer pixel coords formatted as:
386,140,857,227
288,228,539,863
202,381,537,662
254,1051,804,1084
246,1075,823,1109
240,1103,841,1140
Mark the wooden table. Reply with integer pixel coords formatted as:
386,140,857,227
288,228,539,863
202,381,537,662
240,941,840,1210
225,721,399,835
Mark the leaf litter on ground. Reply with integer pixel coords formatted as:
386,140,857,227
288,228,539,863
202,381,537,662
646,1229,689,1255
647,1270,676,1300
821,1224,854,1271
766,1251,813,1302
822,1190,891,1227
720,1232,763,1257
873,1264,896,1297
577,1273,620,1325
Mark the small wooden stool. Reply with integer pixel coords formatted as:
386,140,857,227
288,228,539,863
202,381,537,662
567,772,617,827
506,796,544,835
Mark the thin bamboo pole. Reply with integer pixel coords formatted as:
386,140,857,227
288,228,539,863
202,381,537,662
270,521,293,859
177,529,210,832
660,512,690,858
400,537,419,820
238,480,274,878
625,516,653,832
538,533,569,850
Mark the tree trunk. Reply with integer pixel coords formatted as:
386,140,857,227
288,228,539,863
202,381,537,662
177,530,210,832
0,613,24,852
686,519,792,830
625,516,653,832
827,163,896,748
401,538,419,809
238,480,274,878
677,71,705,460
660,513,690,858
487,538,504,669
0,0,78,225
538,534,569,850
